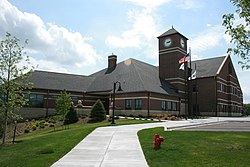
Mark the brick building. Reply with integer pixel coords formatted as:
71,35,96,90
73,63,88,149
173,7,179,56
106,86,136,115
19,28,243,118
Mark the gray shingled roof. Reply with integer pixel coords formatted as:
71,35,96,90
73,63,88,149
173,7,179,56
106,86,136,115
191,56,226,78
28,59,178,96
89,58,178,96
27,71,95,92
158,27,188,39
28,56,226,95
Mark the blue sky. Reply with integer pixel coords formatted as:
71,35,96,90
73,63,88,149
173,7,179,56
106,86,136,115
0,0,249,103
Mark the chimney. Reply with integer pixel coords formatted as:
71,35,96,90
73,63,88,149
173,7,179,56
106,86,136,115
108,54,117,70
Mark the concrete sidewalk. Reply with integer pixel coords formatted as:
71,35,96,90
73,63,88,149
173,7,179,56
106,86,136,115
51,117,250,167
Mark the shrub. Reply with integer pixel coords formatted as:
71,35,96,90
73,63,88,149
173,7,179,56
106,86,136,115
138,114,144,118
49,123,55,127
64,104,78,125
44,122,49,126
39,125,45,129
48,119,56,124
33,121,39,127
32,125,37,131
90,99,106,122
39,121,44,126
24,128,30,133
40,120,46,124
39,122,45,128
170,115,176,120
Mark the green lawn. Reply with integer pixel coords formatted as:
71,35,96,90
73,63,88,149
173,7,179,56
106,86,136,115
138,127,250,167
0,119,153,167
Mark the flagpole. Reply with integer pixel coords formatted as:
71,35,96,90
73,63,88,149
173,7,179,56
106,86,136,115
179,51,190,119
195,63,198,117
185,61,188,120
189,47,192,70
189,47,192,118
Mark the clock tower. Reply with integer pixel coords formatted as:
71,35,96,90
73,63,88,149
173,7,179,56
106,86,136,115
158,28,188,113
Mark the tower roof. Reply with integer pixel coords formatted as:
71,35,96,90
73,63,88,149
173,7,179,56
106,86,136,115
158,27,188,39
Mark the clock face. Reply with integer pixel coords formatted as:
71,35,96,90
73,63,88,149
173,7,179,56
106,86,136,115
164,38,172,47
180,38,185,48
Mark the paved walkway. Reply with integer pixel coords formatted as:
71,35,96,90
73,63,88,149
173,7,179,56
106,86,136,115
52,117,250,167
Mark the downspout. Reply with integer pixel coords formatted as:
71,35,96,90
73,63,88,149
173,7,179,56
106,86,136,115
147,92,150,118
178,97,181,117
46,89,49,117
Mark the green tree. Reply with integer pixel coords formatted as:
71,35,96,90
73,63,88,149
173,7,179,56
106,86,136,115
222,0,250,69
64,103,78,125
243,103,250,116
90,99,106,122
55,90,72,123
0,32,33,145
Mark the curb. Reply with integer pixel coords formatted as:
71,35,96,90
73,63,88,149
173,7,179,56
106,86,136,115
165,121,227,131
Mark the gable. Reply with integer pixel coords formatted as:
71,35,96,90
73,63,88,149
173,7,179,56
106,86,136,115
217,55,241,87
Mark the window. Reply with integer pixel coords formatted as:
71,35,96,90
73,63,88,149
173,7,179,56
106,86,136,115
125,99,132,110
167,101,172,111
162,101,166,110
223,84,227,92
24,93,44,108
135,99,142,110
172,102,177,111
222,104,227,112
71,96,78,101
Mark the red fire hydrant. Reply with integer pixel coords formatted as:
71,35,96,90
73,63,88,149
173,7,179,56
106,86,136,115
153,134,164,149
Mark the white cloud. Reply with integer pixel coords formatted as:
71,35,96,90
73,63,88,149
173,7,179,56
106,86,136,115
223,33,232,44
125,0,172,11
106,1,168,60
190,25,225,54
0,0,101,74
177,0,204,10
106,9,159,48
238,70,250,103
29,57,69,74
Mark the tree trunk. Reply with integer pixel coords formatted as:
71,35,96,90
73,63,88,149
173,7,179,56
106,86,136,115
1,111,8,145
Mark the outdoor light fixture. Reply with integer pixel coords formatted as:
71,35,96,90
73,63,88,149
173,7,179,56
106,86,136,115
111,81,123,124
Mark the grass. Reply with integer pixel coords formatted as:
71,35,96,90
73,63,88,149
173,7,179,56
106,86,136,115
138,127,250,167
0,119,154,167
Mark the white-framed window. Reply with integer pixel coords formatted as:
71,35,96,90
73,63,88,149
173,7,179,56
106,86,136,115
172,102,177,111
167,101,172,111
162,101,166,110
135,99,142,110
125,99,132,110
